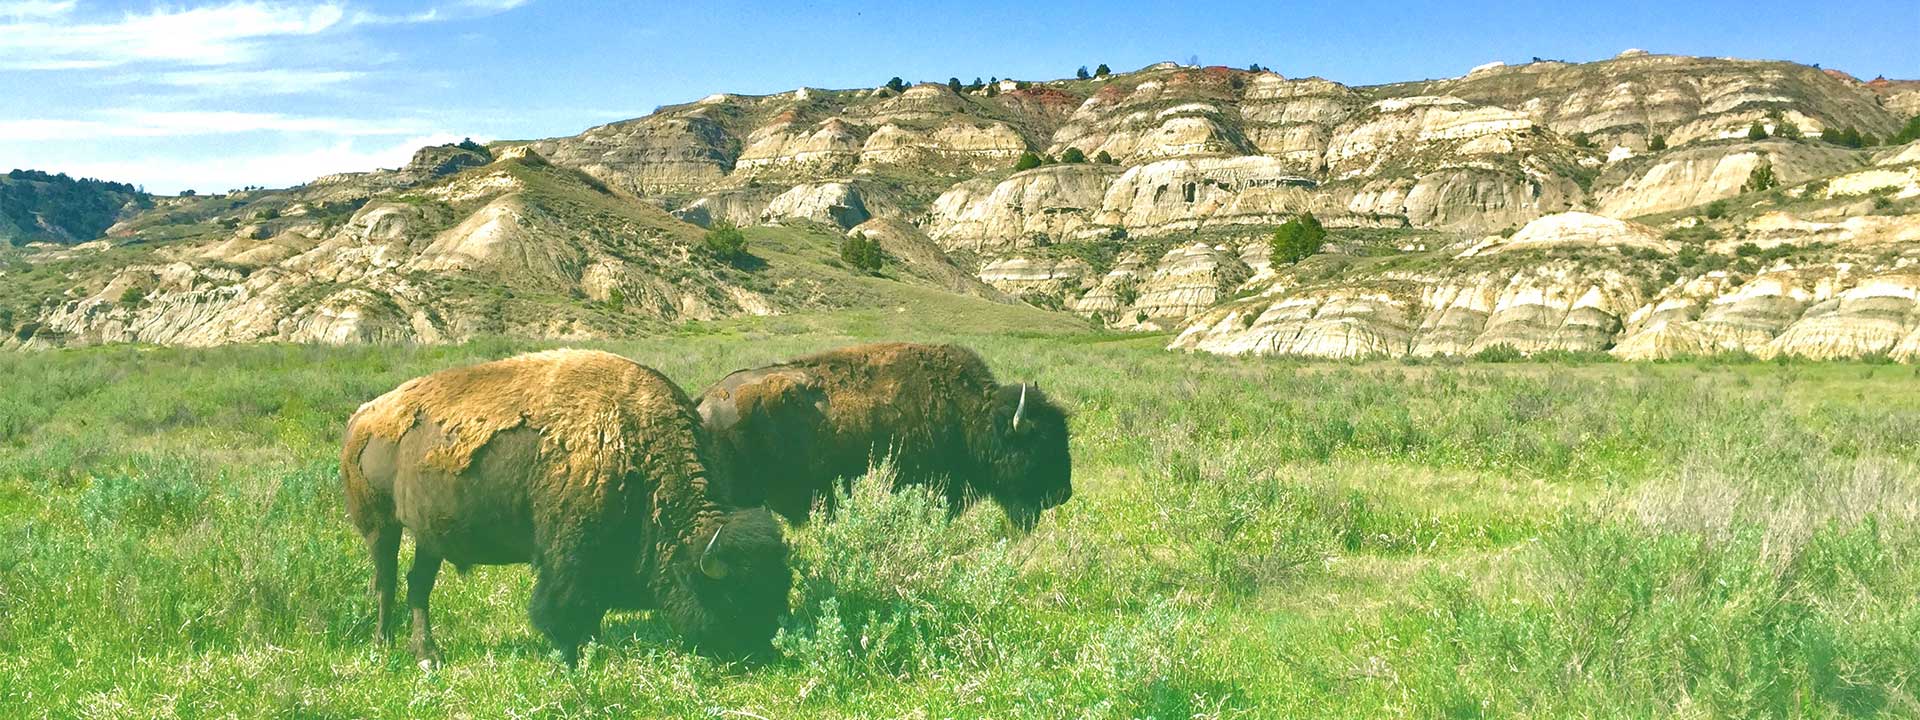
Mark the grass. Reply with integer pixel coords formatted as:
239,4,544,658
2,314,1918,718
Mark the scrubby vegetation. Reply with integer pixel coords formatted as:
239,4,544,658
1269,212,1328,265
1,317,1917,717
1,169,151,245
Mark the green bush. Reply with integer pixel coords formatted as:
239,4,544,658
1269,213,1327,265
839,231,884,274
1748,122,1769,140
118,286,146,309
1705,199,1731,219
1745,159,1778,193
1647,133,1667,151
1094,64,1111,77
700,220,750,265
1094,150,1115,164
1012,151,1042,171
1060,147,1087,164
1891,115,1920,145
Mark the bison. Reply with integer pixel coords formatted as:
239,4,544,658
696,342,1072,531
341,349,790,665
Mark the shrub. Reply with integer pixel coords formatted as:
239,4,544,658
1095,150,1116,164
1748,122,1769,140
885,77,906,93
1647,134,1667,151
1269,213,1327,265
700,220,750,265
1094,64,1111,77
1471,344,1525,363
1076,66,1091,80
118,286,146,309
1735,242,1763,257
1891,115,1920,145
1775,119,1802,140
774,463,1018,681
1569,132,1594,148
1744,159,1778,193
947,77,961,93
1060,147,1087,163
840,231,884,274
1704,199,1731,219
1013,151,1042,171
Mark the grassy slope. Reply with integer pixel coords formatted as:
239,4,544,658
1,316,1918,717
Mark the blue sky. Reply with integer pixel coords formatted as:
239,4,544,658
3,0,1916,194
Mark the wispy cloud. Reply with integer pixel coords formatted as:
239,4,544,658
33,133,472,192
0,0,530,69
0,110,433,140
0,0,76,18
154,68,366,93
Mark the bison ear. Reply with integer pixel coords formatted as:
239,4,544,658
699,524,730,579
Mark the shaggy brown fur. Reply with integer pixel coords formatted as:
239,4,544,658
697,342,1072,530
341,349,789,665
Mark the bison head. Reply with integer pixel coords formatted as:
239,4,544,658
662,507,791,658
984,382,1073,532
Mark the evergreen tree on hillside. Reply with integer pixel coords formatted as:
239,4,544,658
948,77,962,93
1061,147,1087,163
1094,64,1111,77
1013,151,1043,171
1269,213,1328,265
1095,150,1116,164
701,221,750,266
885,77,906,93
840,232,884,274
1744,159,1778,193
1648,134,1667,151
1076,66,1091,80
1776,119,1802,140
1748,122,1769,140
1892,115,1920,145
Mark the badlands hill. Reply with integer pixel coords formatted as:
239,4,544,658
4,51,1920,361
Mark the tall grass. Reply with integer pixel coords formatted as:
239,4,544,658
1,332,1917,717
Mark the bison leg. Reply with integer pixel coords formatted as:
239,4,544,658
405,548,446,665
364,523,401,644
528,564,606,667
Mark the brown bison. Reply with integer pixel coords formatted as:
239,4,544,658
696,342,1072,531
341,349,790,665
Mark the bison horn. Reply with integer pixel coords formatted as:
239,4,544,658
1012,383,1029,431
699,523,729,579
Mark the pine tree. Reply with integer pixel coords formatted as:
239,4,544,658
840,232,884,274
1060,147,1087,163
948,77,962,93
1077,66,1091,80
1094,150,1116,165
1648,134,1667,151
1013,151,1042,171
1744,159,1777,193
1748,122,1769,141
885,77,906,93
1094,64,1111,77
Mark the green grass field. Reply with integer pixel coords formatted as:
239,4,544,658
2,311,1918,718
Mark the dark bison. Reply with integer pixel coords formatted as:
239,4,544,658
341,349,790,665
696,342,1072,531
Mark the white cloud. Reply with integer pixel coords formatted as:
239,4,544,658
28,133,470,193
154,68,365,93
0,0,532,69
0,0,75,18
0,110,432,140
0,2,347,69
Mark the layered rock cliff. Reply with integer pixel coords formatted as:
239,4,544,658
5,52,1918,362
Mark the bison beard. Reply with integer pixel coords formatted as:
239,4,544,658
697,342,1073,530
341,349,790,665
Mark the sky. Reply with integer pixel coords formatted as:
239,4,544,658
2,0,1916,194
